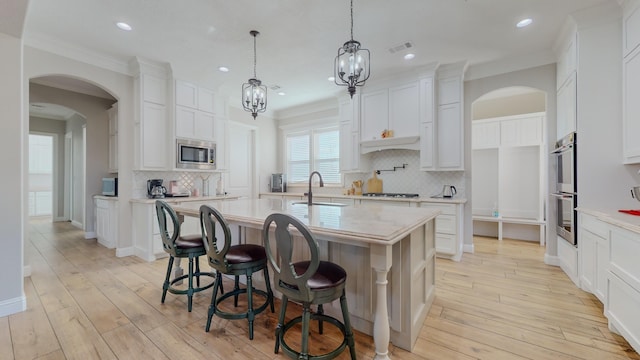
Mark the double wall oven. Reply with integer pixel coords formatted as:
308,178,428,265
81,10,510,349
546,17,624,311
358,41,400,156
551,132,577,246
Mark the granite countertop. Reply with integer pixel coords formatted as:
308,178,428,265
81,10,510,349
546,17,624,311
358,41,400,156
260,192,467,204
577,207,640,234
172,198,440,246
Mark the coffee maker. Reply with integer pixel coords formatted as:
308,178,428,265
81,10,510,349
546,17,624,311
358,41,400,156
147,179,166,199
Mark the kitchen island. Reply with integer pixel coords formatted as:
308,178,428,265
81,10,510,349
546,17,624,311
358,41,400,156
172,198,439,360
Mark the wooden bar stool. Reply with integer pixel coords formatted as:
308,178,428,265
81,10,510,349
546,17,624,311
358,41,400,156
155,200,215,312
200,204,274,340
262,213,356,360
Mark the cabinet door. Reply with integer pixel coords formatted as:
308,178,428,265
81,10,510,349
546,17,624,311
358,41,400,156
195,112,215,142
501,116,543,147
198,87,215,113
175,106,196,139
142,102,167,169
215,118,227,170
435,233,456,255
419,122,434,169
96,205,108,242
339,121,353,172
624,2,640,57
438,77,461,105
579,229,597,293
556,72,576,141
176,80,198,108
361,89,389,141
437,103,462,169
389,82,419,138
595,237,608,303
557,32,577,88
624,47,640,163
143,74,166,105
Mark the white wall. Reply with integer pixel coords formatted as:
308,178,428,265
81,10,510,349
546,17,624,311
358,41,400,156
0,32,26,316
576,17,640,210
473,92,546,120
464,64,557,255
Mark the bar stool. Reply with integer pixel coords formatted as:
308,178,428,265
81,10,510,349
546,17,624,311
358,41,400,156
199,204,274,340
262,213,356,360
155,200,215,312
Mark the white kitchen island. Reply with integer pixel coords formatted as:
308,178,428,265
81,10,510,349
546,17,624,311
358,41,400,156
172,198,439,360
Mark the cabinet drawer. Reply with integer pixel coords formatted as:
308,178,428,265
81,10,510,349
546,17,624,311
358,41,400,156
580,213,609,239
420,203,456,215
435,233,456,255
435,214,456,234
610,227,640,289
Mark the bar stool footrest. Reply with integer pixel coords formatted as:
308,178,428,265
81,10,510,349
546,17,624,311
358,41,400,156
279,313,348,360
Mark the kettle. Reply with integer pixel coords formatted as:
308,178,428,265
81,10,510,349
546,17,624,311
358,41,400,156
443,185,457,198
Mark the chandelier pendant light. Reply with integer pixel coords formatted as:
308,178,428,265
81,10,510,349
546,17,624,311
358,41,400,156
242,30,267,119
334,0,370,98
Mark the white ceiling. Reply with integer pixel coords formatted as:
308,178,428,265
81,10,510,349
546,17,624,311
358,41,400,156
11,0,613,113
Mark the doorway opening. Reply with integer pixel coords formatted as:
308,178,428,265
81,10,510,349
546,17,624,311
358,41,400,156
28,133,55,218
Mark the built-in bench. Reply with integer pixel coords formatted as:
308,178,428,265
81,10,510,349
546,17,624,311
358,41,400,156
473,215,546,246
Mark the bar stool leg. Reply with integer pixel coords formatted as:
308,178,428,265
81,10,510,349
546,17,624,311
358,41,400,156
161,256,175,304
234,276,240,307
205,272,223,332
340,291,356,360
274,295,288,354
300,303,312,360
317,304,324,334
187,256,195,312
263,266,275,313
246,273,255,340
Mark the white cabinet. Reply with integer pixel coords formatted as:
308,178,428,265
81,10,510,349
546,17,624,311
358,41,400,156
132,62,170,171
339,95,369,172
107,103,118,173
132,202,165,261
437,103,462,169
556,31,577,89
94,197,118,249
500,115,543,147
420,202,463,261
623,45,640,163
360,81,420,142
623,0,640,57
556,72,577,141
472,121,500,149
175,80,216,142
419,77,435,170
419,122,434,169
579,212,609,303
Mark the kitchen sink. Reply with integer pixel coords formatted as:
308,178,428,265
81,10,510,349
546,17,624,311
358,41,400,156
291,201,348,207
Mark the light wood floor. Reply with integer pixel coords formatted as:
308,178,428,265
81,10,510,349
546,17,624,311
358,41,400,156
3,218,639,359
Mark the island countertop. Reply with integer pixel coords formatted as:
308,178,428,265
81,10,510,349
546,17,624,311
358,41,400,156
171,198,440,246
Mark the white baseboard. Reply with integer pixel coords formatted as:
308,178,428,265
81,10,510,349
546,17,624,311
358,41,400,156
52,216,67,222
116,246,135,258
85,231,96,239
544,254,560,266
0,294,26,317
23,265,31,278
71,220,83,229
463,243,475,253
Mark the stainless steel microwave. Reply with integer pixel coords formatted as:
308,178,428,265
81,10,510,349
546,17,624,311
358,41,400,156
176,139,216,170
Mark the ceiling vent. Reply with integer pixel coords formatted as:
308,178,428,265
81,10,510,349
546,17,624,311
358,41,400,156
388,42,413,54
269,85,281,91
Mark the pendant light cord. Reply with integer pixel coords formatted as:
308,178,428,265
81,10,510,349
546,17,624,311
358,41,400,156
253,33,257,78
350,0,354,41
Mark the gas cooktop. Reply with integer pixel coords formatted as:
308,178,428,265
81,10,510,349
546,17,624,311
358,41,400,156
362,193,420,198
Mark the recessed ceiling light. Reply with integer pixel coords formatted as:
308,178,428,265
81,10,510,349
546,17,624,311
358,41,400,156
218,66,229,72
516,18,532,28
116,22,132,31
328,76,335,82
404,53,415,60
278,92,286,96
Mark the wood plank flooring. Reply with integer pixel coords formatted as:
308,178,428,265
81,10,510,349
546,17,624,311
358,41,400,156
4,218,639,359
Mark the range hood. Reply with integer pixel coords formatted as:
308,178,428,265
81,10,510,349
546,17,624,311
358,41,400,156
360,136,420,154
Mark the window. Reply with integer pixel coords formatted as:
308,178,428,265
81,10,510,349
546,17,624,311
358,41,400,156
286,126,340,184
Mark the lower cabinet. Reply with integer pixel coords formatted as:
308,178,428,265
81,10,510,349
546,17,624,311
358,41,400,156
95,197,118,249
132,202,166,261
419,202,463,261
576,210,640,353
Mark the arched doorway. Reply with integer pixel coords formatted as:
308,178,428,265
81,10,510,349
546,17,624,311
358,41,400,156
470,86,549,245
28,75,117,237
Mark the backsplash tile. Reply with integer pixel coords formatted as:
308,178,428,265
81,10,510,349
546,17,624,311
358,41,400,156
132,171,220,198
345,150,465,198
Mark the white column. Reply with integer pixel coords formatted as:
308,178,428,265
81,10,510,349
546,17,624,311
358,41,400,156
370,244,392,360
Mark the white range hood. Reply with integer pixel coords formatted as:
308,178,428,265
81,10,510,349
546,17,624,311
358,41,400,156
360,136,420,154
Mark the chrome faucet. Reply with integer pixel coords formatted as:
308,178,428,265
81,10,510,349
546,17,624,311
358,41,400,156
305,171,324,205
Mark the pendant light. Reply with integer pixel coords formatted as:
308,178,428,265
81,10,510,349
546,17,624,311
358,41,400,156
334,0,370,98
242,30,267,119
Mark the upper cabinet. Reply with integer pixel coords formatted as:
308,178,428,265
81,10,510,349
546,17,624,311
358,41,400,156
175,80,216,142
623,0,640,164
131,58,170,171
359,81,421,152
339,95,370,173
555,25,577,141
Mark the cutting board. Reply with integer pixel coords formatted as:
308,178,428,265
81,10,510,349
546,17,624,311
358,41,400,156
367,172,383,193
